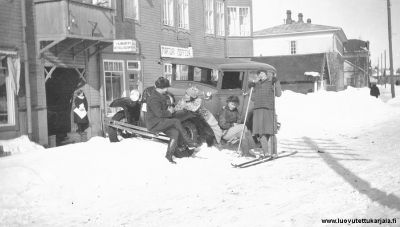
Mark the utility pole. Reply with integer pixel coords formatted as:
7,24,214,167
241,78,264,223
384,50,387,87
387,0,395,97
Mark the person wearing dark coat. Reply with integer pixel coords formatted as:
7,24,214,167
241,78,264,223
146,77,198,164
73,89,89,134
370,83,380,98
249,70,282,157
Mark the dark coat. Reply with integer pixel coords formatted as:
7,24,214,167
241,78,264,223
252,80,282,110
74,96,89,124
218,106,241,130
145,90,173,131
370,85,380,98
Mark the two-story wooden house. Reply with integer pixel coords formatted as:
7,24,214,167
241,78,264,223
251,10,348,93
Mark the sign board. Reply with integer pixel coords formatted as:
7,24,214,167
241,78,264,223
160,45,193,58
113,40,138,53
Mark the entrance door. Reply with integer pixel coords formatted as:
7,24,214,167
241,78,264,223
45,67,81,136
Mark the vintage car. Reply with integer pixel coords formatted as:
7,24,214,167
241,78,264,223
106,57,277,148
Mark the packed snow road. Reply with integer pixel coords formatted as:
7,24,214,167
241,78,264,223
1,86,399,226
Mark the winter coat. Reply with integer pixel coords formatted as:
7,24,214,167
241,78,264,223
74,96,89,124
145,90,173,131
370,85,380,98
142,86,156,104
252,79,282,110
251,79,281,135
218,106,241,130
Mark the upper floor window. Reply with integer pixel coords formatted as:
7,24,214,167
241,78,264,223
163,0,174,26
228,7,250,36
216,1,225,36
124,0,139,21
178,0,189,30
91,0,113,8
291,40,296,54
204,0,214,34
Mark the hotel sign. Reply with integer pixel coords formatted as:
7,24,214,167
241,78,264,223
160,45,193,58
113,39,138,53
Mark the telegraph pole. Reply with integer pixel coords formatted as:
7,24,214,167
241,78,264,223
387,0,395,97
384,50,387,87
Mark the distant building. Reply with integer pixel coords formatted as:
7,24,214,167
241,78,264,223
252,10,348,93
343,39,370,87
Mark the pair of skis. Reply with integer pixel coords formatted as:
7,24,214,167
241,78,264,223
231,151,297,168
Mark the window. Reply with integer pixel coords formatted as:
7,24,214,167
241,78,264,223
175,65,189,81
178,0,189,29
124,0,139,21
163,0,174,26
127,60,140,71
221,71,243,89
216,1,225,36
0,56,16,126
204,0,214,34
228,7,250,36
91,0,113,8
291,40,296,54
103,60,125,117
193,67,218,87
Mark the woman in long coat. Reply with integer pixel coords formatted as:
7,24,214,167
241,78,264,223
73,89,89,133
250,71,282,157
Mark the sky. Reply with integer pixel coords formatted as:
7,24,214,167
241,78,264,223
252,0,400,71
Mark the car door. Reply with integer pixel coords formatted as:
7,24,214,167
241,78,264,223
215,70,248,120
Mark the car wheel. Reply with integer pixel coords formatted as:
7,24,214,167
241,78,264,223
108,111,131,142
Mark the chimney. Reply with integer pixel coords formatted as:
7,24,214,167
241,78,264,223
307,18,312,24
298,13,304,23
286,10,292,24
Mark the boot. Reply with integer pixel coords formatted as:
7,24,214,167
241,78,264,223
260,135,269,157
165,138,177,164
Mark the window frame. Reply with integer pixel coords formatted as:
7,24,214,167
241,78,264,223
220,71,245,90
127,60,141,71
103,60,126,117
204,0,215,35
216,1,225,36
178,0,189,30
227,6,250,37
163,0,175,27
290,40,297,54
124,0,139,21
0,58,16,127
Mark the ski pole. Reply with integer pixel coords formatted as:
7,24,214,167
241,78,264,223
237,86,254,154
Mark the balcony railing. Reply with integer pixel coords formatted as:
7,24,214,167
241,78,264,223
34,0,115,40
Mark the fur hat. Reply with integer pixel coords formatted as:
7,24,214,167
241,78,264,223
226,95,240,104
184,86,200,101
155,77,170,89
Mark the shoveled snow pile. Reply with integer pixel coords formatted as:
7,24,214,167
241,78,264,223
277,86,400,137
0,135,45,154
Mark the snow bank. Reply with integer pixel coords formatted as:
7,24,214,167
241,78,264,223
276,86,400,137
0,135,45,154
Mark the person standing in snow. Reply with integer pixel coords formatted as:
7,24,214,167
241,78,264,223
73,89,89,141
248,70,282,157
175,86,223,145
218,96,256,157
146,77,198,164
370,83,380,98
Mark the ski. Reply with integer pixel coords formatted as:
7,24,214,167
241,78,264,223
231,155,270,168
231,151,297,168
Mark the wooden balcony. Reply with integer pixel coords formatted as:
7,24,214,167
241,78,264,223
34,0,115,57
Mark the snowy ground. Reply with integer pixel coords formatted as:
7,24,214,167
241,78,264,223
1,85,400,226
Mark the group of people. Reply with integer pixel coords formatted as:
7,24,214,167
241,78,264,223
144,70,281,164
73,70,282,164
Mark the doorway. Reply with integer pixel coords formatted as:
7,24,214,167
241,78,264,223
45,67,82,140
